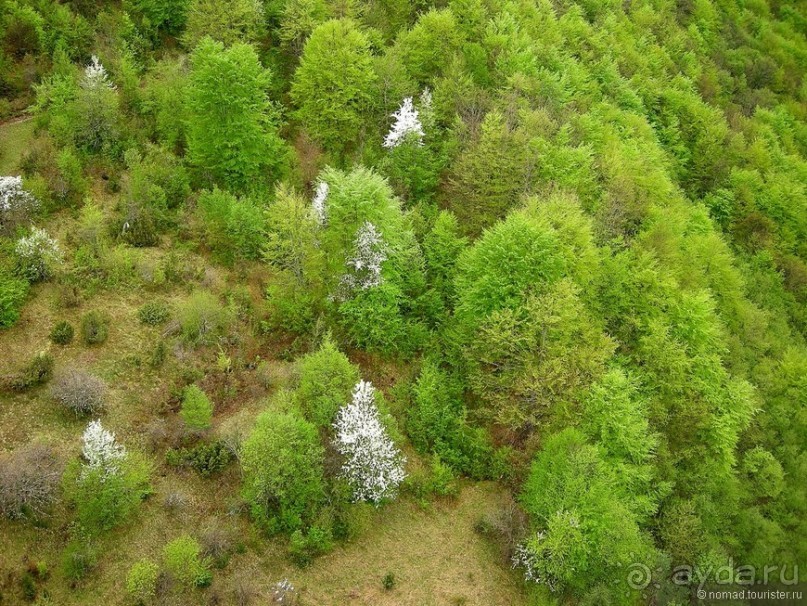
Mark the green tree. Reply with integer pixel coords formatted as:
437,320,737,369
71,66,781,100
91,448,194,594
296,335,360,426
181,384,213,430
183,0,265,47
162,535,212,587
240,409,325,532
185,38,288,192
291,19,377,158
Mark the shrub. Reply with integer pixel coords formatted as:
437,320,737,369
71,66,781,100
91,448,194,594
126,558,159,605
166,441,233,476
180,384,213,430
50,368,107,416
11,352,54,390
0,270,29,328
80,310,109,345
0,176,40,237
14,227,63,282
382,572,396,591
0,444,62,520
138,300,170,325
50,320,75,344
176,291,231,345
288,525,333,567
163,535,212,588
61,538,97,584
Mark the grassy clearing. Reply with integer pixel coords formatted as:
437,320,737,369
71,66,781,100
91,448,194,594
0,118,35,174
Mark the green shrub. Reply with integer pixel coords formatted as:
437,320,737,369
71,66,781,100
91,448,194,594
80,310,109,345
50,320,75,344
61,538,97,584
0,270,29,328
126,558,159,604
176,291,231,345
382,572,396,591
288,525,333,567
166,440,233,476
138,300,170,325
163,535,212,588
180,384,213,430
11,352,54,390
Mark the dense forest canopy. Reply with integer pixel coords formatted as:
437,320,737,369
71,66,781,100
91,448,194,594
0,0,805,604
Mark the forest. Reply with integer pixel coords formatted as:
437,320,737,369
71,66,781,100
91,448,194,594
0,0,805,604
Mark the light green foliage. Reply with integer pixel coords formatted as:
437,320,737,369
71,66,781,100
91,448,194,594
519,429,657,597
181,384,213,430
295,336,360,426
197,188,266,262
162,535,212,588
176,291,231,345
124,0,189,37
395,9,462,85
186,38,288,192
126,558,159,604
63,454,151,534
183,0,264,47
0,270,28,328
240,409,325,533
291,19,377,157
423,210,466,311
741,447,784,501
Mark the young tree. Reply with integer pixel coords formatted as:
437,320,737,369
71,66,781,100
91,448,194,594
295,335,360,427
64,420,151,532
291,19,377,158
240,409,325,532
73,55,120,155
180,384,214,430
14,227,62,282
332,381,406,504
0,176,39,237
0,444,62,520
383,97,424,149
183,0,265,47
185,38,288,192
0,270,29,329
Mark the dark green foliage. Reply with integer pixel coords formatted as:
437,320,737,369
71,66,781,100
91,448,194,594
288,525,333,567
138,301,170,326
382,572,396,591
11,352,54,391
80,310,108,345
166,441,233,476
197,188,266,262
49,320,74,344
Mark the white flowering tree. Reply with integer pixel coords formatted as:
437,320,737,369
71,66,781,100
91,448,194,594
0,176,39,236
82,55,116,91
14,227,63,282
312,180,328,225
332,380,406,503
383,97,424,149
338,221,388,295
81,419,127,478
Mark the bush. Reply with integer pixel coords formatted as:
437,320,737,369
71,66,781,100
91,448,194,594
288,525,333,567
61,538,97,584
180,384,213,430
50,320,75,344
126,558,159,605
163,535,212,588
14,227,63,282
80,310,109,345
176,291,231,345
0,444,61,520
166,440,233,476
138,300,170,325
50,368,106,416
0,270,29,328
11,352,54,390
382,572,396,591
